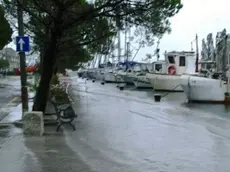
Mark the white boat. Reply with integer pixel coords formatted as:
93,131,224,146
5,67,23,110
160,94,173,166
104,63,125,83
180,60,230,103
132,63,153,88
133,73,152,88
116,69,135,84
180,73,229,102
104,69,116,82
146,51,196,91
104,70,125,83
180,30,230,103
116,62,141,84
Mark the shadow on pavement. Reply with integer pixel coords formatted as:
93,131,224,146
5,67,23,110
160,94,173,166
0,124,93,172
24,126,92,172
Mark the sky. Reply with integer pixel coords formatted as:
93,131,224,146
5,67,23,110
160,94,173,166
132,0,230,60
8,0,230,62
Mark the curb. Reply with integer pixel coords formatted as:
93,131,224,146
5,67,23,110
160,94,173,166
12,119,59,129
13,120,23,128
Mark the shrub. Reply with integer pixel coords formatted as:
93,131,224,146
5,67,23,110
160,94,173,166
49,74,72,104
50,74,60,86
49,84,71,104
28,75,40,92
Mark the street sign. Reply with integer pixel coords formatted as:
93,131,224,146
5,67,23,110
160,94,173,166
16,36,30,52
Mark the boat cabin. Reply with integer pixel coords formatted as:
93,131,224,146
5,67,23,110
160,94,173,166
199,60,216,71
152,60,167,73
151,51,196,75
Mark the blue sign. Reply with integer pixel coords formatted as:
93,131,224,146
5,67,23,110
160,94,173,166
16,36,30,52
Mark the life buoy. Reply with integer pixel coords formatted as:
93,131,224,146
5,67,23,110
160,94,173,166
168,65,176,75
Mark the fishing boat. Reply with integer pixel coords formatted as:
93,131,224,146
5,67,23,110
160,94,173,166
180,30,230,103
146,51,196,91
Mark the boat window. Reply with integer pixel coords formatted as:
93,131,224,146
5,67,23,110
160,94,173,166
168,56,175,64
155,64,162,72
179,56,186,66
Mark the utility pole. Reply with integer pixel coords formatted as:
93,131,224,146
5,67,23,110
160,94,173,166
17,0,28,112
195,34,199,72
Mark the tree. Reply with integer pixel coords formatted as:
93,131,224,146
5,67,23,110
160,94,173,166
0,59,9,69
3,0,182,112
0,5,12,50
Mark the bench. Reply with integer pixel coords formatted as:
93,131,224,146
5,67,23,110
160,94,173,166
48,99,78,131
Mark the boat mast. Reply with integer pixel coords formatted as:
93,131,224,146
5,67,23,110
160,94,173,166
195,34,199,72
117,30,121,62
125,1,130,63
115,9,121,63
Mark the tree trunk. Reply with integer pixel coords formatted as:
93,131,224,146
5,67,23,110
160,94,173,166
32,30,60,112
32,47,56,112
53,60,58,75
39,49,44,74
53,67,58,75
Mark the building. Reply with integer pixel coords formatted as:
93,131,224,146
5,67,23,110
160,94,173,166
0,48,20,71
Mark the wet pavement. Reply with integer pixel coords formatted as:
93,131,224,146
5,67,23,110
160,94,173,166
0,76,21,120
67,77,230,172
1,76,230,171
0,125,91,172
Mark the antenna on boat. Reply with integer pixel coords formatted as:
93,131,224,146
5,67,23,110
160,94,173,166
191,42,193,51
195,34,199,72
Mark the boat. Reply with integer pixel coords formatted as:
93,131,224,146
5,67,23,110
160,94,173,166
104,63,125,83
146,51,196,91
116,61,140,85
180,71,229,103
133,72,152,88
132,63,153,88
180,30,230,103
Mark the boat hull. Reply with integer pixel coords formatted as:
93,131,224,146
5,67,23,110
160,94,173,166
117,71,134,84
104,72,116,82
133,75,152,88
146,73,182,91
94,69,104,80
104,72,125,83
180,75,227,102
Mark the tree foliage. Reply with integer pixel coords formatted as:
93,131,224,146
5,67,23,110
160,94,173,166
0,5,13,50
0,59,9,68
2,0,183,112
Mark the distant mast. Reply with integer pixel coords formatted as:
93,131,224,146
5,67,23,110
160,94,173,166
195,34,199,72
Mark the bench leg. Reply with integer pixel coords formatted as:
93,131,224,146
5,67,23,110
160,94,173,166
69,122,76,131
56,123,63,131
56,119,76,131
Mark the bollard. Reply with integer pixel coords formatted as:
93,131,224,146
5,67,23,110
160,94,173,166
119,84,125,90
23,111,44,136
92,79,95,82
154,94,162,102
101,81,105,85
119,86,124,90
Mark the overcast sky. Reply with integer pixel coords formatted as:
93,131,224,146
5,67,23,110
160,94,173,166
9,0,230,62
135,0,230,60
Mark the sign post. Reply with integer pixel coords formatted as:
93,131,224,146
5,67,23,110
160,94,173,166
16,0,29,113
